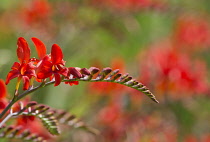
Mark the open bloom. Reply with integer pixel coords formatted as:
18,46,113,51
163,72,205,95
6,37,80,89
0,79,8,110
139,45,209,99
174,15,210,49
21,0,51,25
6,37,36,90
34,40,68,86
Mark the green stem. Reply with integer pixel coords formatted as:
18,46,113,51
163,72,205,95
0,76,158,121
0,81,54,120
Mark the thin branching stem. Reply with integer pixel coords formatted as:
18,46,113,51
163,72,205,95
0,113,13,127
0,75,158,123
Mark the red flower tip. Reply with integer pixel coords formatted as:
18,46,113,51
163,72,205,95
31,37,47,59
65,81,79,86
17,37,31,63
51,44,63,65
0,79,7,98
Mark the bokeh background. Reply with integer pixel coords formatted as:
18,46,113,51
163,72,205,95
0,0,210,141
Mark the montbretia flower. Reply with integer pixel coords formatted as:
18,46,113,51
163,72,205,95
139,45,209,99
22,0,51,25
6,37,79,90
0,79,8,110
174,15,210,49
6,37,36,90
35,42,68,86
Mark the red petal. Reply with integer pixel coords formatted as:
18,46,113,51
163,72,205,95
37,72,52,79
28,115,35,121
67,81,79,86
6,70,20,85
59,67,68,77
36,60,52,79
22,76,30,90
31,37,47,59
51,44,63,64
11,62,20,70
0,79,7,98
25,63,36,78
0,99,7,110
54,73,61,86
17,37,31,63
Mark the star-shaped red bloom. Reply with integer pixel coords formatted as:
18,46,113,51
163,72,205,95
0,79,8,110
34,40,68,86
6,37,36,90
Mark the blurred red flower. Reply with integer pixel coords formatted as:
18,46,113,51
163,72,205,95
21,0,51,25
139,44,209,100
174,15,210,49
0,79,8,110
6,37,36,90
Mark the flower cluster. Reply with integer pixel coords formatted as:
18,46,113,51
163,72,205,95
6,37,86,91
174,15,210,49
139,42,209,100
20,0,52,26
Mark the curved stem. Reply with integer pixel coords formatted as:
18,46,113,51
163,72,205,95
0,100,16,121
0,113,13,127
0,75,158,121
0,81,54,120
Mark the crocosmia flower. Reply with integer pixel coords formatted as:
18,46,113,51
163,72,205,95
35,42,68,86
6,37,36,90
6,37,80,90
174,16,210,49
0,79,8,110
139,45,209,100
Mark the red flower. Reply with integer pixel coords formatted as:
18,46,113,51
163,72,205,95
35,43,68,86
98,103,121,124
6,37,79,89
31,37,47,60
22,0,51,25
6,37,36,90
174,16,210,49
0,79,8,110
139,44,209,99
